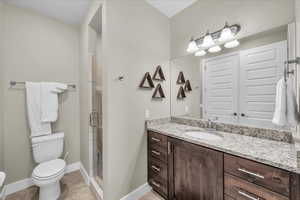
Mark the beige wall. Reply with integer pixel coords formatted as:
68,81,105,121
171,55,201,118
1,4,80,183
170,0,294,58
0,1,4,172
102,0,170,199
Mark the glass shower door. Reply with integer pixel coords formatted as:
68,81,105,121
91,54,103,188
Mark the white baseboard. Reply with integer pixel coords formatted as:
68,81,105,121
66,162,81,173
5,177,33,196
120,183,151,200
79,163,104,200
90,177,103,200
4,161,81,196
79,163,90,185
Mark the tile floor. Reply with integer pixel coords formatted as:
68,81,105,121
5,170,163,200
139,191,165,200
6,171,97,200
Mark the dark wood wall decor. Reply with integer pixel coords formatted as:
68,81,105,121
177,86,186,99
152,84,165,99
139,72,155,88
184,80,192,92
177,71,186,84
153,65,166,81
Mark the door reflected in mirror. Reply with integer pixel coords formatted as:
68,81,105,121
171,25,293,130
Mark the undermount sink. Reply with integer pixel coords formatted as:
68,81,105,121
184,131,223,141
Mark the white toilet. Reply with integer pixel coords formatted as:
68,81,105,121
31,132,66,200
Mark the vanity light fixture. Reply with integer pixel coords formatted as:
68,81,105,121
187,22,241,56
195,50,207,57
201,32,215,48
186,37,199,53
224,39,240,48
219,22,234,42
208,45,222,53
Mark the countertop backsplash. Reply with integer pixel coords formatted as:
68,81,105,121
147,116,293,143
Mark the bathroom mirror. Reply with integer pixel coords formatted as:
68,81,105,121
170,0,296,130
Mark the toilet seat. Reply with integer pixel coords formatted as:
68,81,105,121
33,159,66,180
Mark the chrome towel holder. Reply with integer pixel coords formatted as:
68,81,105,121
9,81,76,90
284,57,300,81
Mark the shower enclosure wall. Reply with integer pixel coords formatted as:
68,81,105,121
88,6,103,190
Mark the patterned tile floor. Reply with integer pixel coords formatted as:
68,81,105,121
5,170,163,200
6,171,97,200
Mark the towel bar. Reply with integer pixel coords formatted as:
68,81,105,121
9,81,76,89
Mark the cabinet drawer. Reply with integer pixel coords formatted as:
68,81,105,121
149,157,168,182
149,173,167,199
148,131,168,149
225,173,289,200
149,144,168,163
224,154,290,196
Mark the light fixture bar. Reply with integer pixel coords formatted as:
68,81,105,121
194,24,241,46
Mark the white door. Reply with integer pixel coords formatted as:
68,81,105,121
203,53,239,124
239,41,287,128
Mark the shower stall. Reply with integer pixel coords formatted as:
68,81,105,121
88,6,103,192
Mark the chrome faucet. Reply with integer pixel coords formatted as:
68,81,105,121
207,119,216,131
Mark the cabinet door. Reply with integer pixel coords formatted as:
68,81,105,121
203,53,239,124
168,138,223,200
239,41,287,129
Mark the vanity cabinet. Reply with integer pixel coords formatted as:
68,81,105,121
148,131,169,199
147,131,300,200
167,137,223,200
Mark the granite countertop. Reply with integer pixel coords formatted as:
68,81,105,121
147,122,300,174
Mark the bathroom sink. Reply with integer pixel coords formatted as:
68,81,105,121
184,131,222,141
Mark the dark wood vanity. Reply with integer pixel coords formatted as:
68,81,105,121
148,131,300,200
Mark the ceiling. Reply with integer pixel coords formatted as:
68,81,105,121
1,0,91,25
1,0,198,25
145,0,198,18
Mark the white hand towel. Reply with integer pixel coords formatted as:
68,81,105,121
272,78,287,126
41,82,67,122
286,78,300,126
25,82,52,136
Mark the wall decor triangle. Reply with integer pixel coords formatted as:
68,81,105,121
177,86,186,99
152,83,165,99
184,80,192,92
153,65,166,81
139,72,155,88
177,71,186,84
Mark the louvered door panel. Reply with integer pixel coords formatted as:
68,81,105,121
203,53,239,124
239,41,287,128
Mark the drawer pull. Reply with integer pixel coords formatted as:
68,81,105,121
151,137,161,142
152,180,161,188
151,150,161,156
238,190,261,200
272,176,282,183
151,165,161,172
238,168,265,179
168,142,171,154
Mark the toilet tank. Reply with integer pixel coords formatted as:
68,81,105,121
31,132,64,163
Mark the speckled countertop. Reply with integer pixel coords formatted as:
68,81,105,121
147,122,300,174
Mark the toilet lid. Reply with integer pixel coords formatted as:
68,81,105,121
33,159,66,179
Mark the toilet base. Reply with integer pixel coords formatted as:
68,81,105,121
39,182,61,200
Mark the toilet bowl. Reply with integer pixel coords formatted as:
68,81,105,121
32,159,66,200
31,132,65,200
